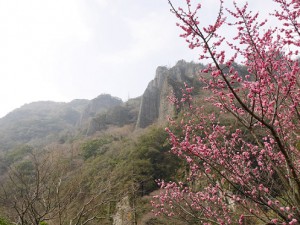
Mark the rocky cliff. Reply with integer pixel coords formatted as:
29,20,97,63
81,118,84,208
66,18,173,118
84,60,203,133
136,60,203,128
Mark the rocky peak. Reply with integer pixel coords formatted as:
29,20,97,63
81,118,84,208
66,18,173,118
136,60,203,128
152,66,168,89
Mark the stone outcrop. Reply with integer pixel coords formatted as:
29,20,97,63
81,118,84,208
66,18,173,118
112,196,133,225
136,60,203,128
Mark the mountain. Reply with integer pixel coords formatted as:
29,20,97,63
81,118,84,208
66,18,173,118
0,95,124,151
0,101,77,150
0,60,203,152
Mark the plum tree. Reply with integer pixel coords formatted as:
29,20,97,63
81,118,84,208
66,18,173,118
153,0,300,224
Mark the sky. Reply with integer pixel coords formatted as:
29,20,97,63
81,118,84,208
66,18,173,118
0,0,277,118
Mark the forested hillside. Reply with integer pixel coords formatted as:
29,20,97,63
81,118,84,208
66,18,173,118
0,60,213,225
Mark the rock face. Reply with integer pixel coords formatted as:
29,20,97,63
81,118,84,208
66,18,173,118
135,67,166,129
112,196,133,225
136,60,203,128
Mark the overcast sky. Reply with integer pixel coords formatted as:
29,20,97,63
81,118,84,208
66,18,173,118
0,0,276,118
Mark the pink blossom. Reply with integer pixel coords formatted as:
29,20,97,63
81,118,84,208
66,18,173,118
153,0,300,223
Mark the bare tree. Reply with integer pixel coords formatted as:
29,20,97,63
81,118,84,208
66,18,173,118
0,151,114,225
